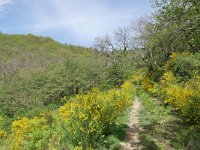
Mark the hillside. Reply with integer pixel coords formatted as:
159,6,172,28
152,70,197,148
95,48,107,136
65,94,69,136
0,33,103,118
0,33,95,81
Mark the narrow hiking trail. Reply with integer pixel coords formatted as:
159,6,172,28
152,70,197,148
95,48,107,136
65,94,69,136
121,97,142,150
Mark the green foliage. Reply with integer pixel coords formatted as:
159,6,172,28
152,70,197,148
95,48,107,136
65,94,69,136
103,111,129,150
153,0,200,52
23,128,51,150
136,0,200,78
0,59,102,117
168,52,200,80
99,51,136,89
106,60,125,87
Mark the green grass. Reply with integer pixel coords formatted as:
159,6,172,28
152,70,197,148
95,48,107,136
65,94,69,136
102,109,130,150
137,89,200,150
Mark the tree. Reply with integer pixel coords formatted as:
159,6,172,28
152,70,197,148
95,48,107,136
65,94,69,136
132,16,159,72
93,26,134,87
153,0,200,53
93,26,134,52
132,0,200,79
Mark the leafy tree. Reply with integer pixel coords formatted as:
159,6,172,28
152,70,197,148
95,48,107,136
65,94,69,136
133,0,200,79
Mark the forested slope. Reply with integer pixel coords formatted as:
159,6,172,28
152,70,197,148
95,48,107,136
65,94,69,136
0,33,102,118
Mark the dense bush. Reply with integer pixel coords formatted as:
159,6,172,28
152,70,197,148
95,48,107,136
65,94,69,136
161,72,200,123
167,52,200,80
0,59,101,117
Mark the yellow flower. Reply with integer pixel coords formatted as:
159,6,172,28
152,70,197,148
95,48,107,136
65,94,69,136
0,130,6,139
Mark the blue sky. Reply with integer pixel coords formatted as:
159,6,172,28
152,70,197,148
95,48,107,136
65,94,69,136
0,0,154,46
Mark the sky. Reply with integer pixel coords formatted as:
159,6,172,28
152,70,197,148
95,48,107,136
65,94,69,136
0,0,154,47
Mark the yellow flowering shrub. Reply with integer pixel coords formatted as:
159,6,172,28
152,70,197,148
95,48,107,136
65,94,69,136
132,74,144,85
160,71,200,123
165,84,193,108
160,71,176,84
140,76,159,96
1,80,135,150
136,67,200,124
0,130,6,139
59,81,135,149
141,76,152,91
11,117,30,149
10,114,50,150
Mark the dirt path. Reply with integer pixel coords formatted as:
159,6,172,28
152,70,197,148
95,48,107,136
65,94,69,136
120,97,142,150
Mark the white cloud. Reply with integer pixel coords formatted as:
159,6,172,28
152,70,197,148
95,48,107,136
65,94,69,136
0,0,152,46
29,0,139,43
0,0,12,10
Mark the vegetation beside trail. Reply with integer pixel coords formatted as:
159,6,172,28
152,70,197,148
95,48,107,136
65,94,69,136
132,0,200,149
0,80,135,149
138,90,200,150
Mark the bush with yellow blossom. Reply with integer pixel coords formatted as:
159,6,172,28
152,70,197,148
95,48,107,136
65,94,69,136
59,81,135,149
134,67,200,124
161,73,200,123
10,113,52,150
0,80,135,150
